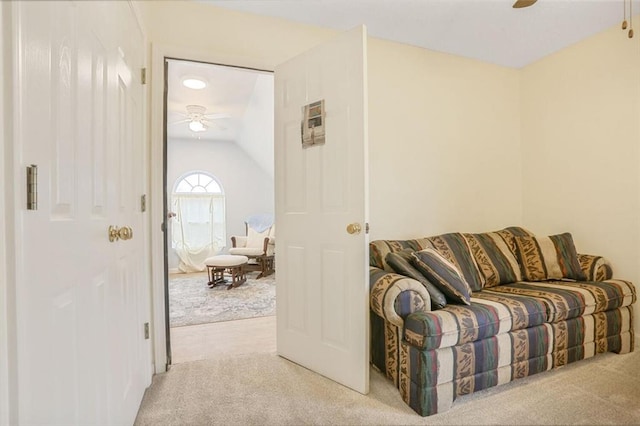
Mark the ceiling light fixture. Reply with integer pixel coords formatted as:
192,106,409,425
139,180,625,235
188,120,207,132
182,78,207,90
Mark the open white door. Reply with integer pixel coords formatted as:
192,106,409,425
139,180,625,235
275,26,370,393
13,1,151,424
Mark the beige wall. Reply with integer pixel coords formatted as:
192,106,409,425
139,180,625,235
521,20,640,330
368,39,523,239
137,1,337,70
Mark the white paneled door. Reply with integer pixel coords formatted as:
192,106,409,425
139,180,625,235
14,1,151,424
274,26,370,393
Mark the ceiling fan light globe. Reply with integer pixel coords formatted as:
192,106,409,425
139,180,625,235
189,120,206,132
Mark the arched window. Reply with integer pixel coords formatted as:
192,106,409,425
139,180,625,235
171,172,226,272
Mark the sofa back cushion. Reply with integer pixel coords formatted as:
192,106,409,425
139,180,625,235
369,238,433,271
463,232,522,288
425,232,484,292
515,233,587,281
386,250,448,310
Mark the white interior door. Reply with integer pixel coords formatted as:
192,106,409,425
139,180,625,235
14,1,151,424
275,26,370,393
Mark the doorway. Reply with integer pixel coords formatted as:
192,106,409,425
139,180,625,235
164,58,275,364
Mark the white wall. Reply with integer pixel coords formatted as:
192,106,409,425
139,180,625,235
521,19,640,331
368,38,523,240
237,74,275,179
167,138,274,269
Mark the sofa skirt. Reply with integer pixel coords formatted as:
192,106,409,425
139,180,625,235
372,305,634,417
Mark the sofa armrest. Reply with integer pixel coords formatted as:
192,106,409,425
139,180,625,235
370,266,431,328
578,253,613,281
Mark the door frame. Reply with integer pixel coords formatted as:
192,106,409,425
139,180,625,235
149,44,273,372
0,2,18,424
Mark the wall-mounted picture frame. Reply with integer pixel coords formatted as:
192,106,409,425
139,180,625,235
301,99,326,148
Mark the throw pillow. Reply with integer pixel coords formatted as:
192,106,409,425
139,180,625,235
411,248,472,305
385,250,447,310
463,232,522,288
514,233,586,281
425,232,485,292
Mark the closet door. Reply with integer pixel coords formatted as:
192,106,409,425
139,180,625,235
14,1,151,424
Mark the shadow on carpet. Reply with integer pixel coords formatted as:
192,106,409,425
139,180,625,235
169,271,275,327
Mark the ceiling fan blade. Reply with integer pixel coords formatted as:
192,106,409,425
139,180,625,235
204,113,231,120
513,0,537,8
202,118,227,128
170,118,190,125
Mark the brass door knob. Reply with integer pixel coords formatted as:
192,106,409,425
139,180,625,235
109,225,120,242
108,226,133,242
346,223,362,235
118,226,133,241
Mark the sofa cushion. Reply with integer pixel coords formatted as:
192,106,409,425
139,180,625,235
411,249,472,305
515,233,586,281
463,232,522,288
403,290,549,350
386,250,447,310
369,238,434,271
426,232,485,291
402,279,636,351
486,280,636,323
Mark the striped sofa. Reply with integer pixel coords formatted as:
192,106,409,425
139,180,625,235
369,227,636,417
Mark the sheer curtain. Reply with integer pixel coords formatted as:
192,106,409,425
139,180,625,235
171,194,225,272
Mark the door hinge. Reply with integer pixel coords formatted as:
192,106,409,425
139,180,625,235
141,194,147,212
144,322,150,340
26,164,38,210
365,222,370,234
141,67,147,85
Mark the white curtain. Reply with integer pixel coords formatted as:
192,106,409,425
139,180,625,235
171,194,225,272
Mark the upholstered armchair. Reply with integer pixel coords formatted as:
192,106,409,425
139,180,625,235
229,215,275,279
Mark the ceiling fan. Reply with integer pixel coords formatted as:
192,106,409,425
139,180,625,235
172,105,230,132
513,0,537,8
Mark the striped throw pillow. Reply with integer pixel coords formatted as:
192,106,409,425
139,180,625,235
514,233,587,281
411,248,472,305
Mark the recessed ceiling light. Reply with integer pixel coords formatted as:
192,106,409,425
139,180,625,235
182,78,207,90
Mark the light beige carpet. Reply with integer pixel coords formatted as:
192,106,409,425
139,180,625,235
135,342,640,425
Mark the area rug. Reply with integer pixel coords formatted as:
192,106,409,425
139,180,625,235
168,271,275,327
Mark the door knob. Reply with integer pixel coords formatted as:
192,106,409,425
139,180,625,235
346,223,362,235
108,225,133,242
118,226,133,240
109,225,120,242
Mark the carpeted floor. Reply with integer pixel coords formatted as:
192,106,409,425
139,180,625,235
135,342,640,425
169,271,275,327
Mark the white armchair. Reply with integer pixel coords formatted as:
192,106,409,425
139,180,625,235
229,215,275,278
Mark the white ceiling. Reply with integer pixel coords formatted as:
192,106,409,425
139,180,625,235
167,59,263,141
203,0,640,69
